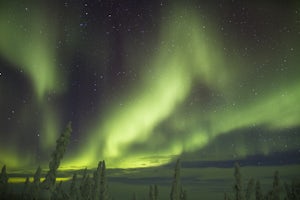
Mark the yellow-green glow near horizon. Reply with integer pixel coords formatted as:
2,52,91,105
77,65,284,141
8,177,71,184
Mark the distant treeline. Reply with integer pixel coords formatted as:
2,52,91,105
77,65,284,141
0,123,299,200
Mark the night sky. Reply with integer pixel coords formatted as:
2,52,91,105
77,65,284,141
0,0,300,173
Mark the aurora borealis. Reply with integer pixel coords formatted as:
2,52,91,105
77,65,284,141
0,0,300,174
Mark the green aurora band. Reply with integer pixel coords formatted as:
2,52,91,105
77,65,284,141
63,8,300,169
0,2,63,101
0,4,299,169
0,2,63,167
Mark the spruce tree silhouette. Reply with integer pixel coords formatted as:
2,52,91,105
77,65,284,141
41,122,72,190
255,180,263,200
170,159,180,200
154,184,159,200
132,192,137,200
233,162,244,200
31,166,42,200
149,185,154,200
69,173,79,200
0,165,9,198
80,168,92,200
92,161,102,200
22,177,30,200
100,160,110,200
272,171,280,200
245,178,254,200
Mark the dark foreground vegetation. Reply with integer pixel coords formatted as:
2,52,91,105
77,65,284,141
0,123,299,200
